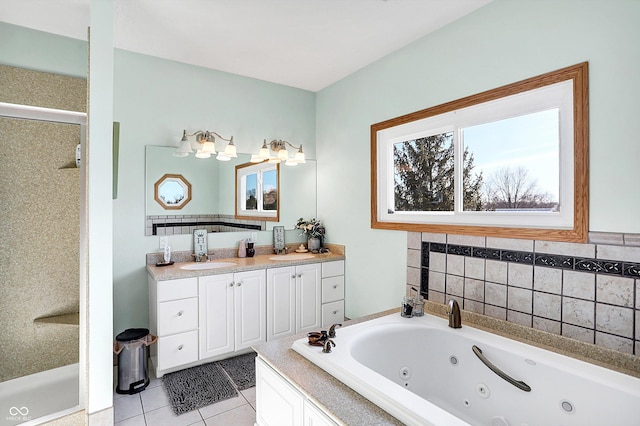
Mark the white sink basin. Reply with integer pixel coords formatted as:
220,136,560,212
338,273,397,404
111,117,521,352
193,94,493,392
269,253,316,261
179,261,237,270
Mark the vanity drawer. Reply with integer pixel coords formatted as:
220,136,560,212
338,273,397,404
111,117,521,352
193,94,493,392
321,276,344,303
321,261,344,278
157,298,198,336
157,330,198,370
321,300,344,328
157,277,198,302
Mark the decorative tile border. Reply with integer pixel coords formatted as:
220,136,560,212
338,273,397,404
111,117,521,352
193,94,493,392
145,214,265,236
406,232,640,357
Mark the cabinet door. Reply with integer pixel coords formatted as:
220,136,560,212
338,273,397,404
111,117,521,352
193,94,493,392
267,266,296,341
199,273,234,359
256,357,304,426
296,263,321,333
304,400,338,426
234,269,267,350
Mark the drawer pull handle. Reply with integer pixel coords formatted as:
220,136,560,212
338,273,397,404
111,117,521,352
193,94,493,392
298,274,302,278
291,275,296,279
333,310,338,315
333,285,338,289
177,344,184,351
229,282,234,287
177,310,184,316
237,281,242,287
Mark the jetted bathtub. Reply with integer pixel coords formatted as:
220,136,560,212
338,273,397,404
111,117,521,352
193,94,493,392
292,313,639,426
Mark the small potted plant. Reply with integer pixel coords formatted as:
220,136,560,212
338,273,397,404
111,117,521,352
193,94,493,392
295,218,326,251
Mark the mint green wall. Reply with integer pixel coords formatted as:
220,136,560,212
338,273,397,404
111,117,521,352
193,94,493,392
316,0,640,318
112,50,316,332
0,22,87,78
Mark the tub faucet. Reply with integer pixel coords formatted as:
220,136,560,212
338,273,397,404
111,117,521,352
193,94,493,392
447,299,462,328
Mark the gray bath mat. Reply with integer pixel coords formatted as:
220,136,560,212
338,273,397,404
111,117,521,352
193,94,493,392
163,362,238,415
217,352,257,390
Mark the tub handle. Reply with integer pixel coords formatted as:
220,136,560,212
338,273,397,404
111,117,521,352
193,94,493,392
472,345,531,392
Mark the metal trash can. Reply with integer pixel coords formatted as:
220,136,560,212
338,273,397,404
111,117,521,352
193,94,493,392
114,328,157,394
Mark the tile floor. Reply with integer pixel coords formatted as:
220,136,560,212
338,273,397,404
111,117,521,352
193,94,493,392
113,367,256,426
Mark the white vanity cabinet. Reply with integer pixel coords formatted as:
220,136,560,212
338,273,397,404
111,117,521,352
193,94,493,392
256,357,338,426
266,263,321,340
321,261,345,328
199,270,266,359
148,276,199,372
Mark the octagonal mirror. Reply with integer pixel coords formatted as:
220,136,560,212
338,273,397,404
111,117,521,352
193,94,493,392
154,173,192,209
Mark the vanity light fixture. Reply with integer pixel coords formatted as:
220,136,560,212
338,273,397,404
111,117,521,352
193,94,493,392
174,129,236,160
251,139,305,166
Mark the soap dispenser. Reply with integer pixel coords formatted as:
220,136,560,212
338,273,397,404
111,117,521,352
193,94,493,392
238,239,247,258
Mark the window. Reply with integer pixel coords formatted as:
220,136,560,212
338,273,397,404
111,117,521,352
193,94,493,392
154,174,192,210
371,62,588,242
236,161,279,220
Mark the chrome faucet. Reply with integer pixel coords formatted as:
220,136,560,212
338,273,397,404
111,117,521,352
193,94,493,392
447,299,462,328
192,252,209,262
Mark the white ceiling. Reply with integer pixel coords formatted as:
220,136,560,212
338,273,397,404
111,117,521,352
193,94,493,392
0,0,491,92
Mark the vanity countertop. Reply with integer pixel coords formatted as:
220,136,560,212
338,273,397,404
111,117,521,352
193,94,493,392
147,252,345,281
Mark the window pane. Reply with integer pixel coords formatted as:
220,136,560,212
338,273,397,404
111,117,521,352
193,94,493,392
393,132,454,212
245,173,257,211
462,109,560,212
262,169,277,211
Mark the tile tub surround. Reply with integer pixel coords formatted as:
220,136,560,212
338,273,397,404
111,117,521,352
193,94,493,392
406,232,640,357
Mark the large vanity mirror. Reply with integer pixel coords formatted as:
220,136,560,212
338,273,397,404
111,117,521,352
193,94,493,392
145,145,317,236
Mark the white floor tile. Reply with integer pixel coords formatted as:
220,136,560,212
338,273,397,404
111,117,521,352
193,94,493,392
113,394,143,423
140,383,170,412
114,413,146,426
240,386,256,403
198,394,246,419
204,404,256,426
143,405,203,426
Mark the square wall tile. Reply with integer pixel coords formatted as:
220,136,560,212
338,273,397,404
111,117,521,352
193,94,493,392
407,266,420,287
562,297,594,329
563,270,595,301
485,282,507,307
464,278,485,302
508,263,533,289
448,234,485,247
507,310,532,327
465,257,485,280
485,305,506,320
597,244,640,263
535,240,595,258
429,290,445,304
562,324,594,344
595,332,633,354
533,292,561,321
446,274,464,297
422,232,447,243
596,275,634,307
533,317,561,335
486,237,533,252
508,287,532,314
428,271,445,293
408,232,422,249
595,304,634,338
486,260,507,285
430,252,446,273
533,266,562,294
464,299,484,314
447,255,465,276
407,249,421,268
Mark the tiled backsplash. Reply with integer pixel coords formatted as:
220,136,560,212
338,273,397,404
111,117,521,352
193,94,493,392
407,232,640,357
146,214,265,236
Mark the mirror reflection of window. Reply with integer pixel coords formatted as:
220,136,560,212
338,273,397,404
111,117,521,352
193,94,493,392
236,162,279,220
154,173,191,210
